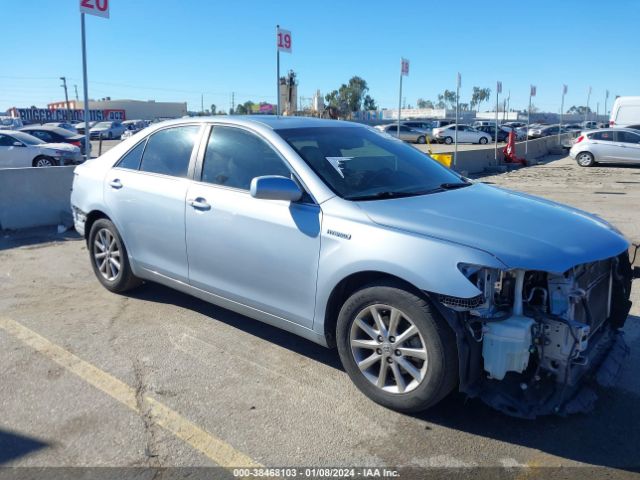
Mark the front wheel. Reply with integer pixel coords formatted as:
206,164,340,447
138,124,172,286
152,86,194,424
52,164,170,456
479,137,489,144
576,151,596,167
336,281,458,413
88,218,142,293
416,136,426,144
33,156,56,167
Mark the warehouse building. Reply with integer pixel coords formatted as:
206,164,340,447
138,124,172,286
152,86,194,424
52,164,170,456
47,98,187,120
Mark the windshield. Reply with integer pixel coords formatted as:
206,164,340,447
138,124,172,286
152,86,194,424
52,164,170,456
276,126,466,200
11,131,45,145
94,122,112,128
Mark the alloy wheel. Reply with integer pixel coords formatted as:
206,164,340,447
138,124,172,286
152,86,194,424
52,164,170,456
349,304,428,394
36,158,54,167
577,152,594,166
93,228,121,281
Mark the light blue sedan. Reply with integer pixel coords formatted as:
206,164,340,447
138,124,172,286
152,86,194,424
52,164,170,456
71,116,634,418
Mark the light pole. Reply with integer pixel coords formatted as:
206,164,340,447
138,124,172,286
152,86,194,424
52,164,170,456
60,76,70,121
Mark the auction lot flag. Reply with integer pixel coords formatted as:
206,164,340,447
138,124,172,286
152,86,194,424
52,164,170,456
530,85,537,97
401,58,409,76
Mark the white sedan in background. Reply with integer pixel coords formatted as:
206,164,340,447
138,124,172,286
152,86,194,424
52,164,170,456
0,130,83,167
432,124,492,144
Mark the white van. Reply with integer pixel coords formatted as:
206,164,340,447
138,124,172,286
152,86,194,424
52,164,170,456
609,96,640,128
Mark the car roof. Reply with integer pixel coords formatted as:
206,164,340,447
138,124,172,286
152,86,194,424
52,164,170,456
150,115,363,131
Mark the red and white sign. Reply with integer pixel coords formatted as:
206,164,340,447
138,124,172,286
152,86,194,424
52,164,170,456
401,58,409,76
277,27,292,53
80,0,110,19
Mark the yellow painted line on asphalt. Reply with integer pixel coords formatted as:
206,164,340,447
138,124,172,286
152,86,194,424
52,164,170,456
0,316,261,469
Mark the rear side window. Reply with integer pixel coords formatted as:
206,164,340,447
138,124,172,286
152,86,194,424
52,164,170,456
139,126,200,178
117,141,146,170
589,131,614,141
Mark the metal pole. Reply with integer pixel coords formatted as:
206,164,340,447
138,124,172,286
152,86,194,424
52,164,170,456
81,13,90,158
454,83,459,169
397,70,402,136
559,88,565,145
276,25,280,117
585,88,591,124
525,93,531,161
604,90,609,123
60,76,69,122
494,87,499,163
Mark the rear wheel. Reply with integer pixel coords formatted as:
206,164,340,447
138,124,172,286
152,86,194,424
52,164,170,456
576,151,596,167
33,156,56,167
336,281,458,413
88,219,141,293
443,136,453,145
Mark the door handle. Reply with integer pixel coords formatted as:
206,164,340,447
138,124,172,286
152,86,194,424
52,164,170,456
187,197,211,211
109,179,123,189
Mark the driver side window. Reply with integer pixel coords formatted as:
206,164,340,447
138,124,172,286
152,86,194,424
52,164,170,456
201,126,291,190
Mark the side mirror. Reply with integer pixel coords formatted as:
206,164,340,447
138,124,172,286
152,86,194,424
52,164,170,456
250,175,302,202
13,141,23,147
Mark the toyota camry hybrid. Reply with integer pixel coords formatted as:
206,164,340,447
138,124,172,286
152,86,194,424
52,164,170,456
70,116,634,418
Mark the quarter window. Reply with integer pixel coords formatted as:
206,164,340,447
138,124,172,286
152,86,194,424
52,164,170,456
589,131,614,141
139,126,200,178
117,140,147,170
201,126,291,190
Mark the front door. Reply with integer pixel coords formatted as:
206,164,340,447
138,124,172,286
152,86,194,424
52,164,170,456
614,130,640,163
185,125,321,327
104,124,202,283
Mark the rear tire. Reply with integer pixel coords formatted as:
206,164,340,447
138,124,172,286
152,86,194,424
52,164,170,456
336,281,458,413
88,219,142,293
444,136,453,145
576,151,596,167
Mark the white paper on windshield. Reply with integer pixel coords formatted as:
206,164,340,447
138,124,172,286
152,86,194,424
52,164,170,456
325,157,353,178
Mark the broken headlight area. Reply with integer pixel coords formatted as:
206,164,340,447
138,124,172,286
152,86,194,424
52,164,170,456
444,252,633,418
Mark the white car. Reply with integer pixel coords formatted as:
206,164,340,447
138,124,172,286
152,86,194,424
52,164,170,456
432,124,491,144
0,130,83,167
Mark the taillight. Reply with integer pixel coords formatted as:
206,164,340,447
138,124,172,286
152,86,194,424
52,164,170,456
610,120,615,126
70,141,81,146
575,135,584,144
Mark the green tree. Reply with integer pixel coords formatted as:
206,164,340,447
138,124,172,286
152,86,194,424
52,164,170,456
443,90,458,109
470,87,491,111
417,98,434,109
363,95,377,111
566,105,591,115
210,104,217,115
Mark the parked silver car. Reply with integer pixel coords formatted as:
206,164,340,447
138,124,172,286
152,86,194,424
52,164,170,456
375,124,428,143
0,130,83,167
432,124,491,144
71,116,633,418
570,128,640,166
90,121,126,140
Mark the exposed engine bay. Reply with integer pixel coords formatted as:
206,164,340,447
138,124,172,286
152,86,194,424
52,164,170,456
439,250,634,418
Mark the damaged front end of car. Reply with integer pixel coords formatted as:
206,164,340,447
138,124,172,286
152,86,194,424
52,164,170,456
433,250,634,419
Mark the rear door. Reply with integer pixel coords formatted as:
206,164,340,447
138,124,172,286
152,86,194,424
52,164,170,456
104,124,203,282
587,131,617,162
614,130,640,164
0,134,33,167
185,125,321,327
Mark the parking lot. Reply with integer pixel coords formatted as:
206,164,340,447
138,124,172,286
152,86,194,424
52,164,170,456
1,154,639,476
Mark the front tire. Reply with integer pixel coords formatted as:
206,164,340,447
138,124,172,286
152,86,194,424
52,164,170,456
336,281,458,413
576,151,596,167
33,156,56,167
88,219,141,293
416,136,426,144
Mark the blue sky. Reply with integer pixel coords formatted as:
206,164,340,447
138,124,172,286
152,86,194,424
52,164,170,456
2,0,639,114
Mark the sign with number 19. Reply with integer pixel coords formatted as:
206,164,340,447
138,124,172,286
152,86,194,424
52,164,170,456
277,27,292,53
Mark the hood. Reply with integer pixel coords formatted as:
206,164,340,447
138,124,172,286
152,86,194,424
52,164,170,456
41,143,80,153
356,183,629,273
